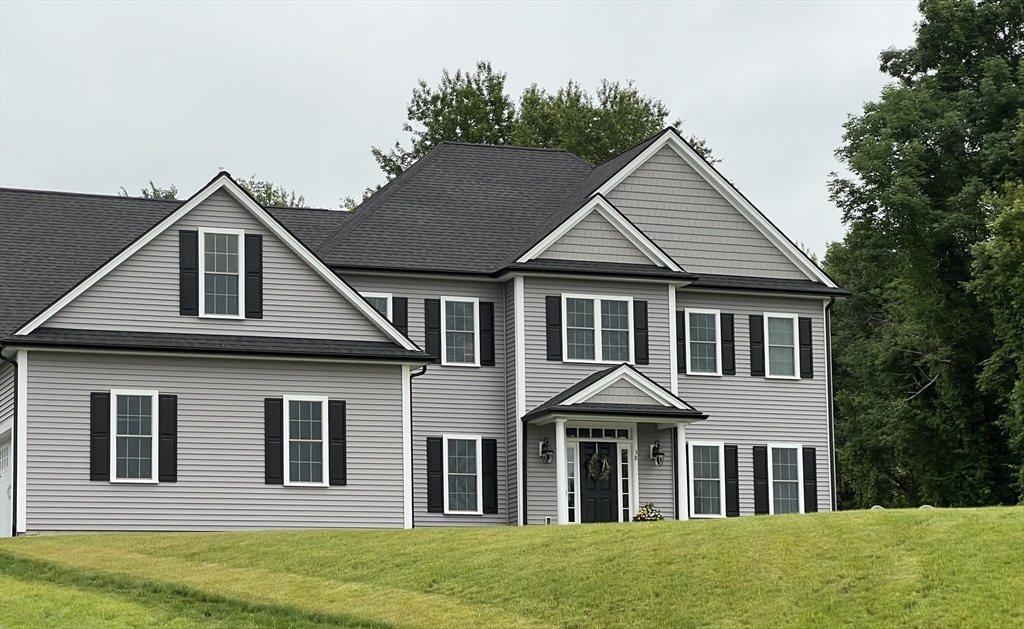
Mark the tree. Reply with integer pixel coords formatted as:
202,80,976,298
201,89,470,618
235,175,306,208
119,181,178,200
369,61,715,183
825,0,1023,508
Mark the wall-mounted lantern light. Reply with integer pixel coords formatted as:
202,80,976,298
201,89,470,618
650,440,665,467
539,437,554,464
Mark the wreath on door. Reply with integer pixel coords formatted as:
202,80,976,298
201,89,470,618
586,452,612,482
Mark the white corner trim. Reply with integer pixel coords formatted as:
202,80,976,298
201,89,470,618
15,350,27,534
676,422,688,521
402,364,412,529
668,286,678,395
595,131,836,287
562,364,688,410
687,441,726,519
513,276,526,526
14,176,420,352
516,195,682,272
108,389,160,484
282,394,331,488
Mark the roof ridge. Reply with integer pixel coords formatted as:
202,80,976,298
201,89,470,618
439,141,585,156
0,187,182,203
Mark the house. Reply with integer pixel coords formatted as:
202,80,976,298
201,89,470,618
0,128,847,535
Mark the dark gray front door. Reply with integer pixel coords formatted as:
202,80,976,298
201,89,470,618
580,442,618,523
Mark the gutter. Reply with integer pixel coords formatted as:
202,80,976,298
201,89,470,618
0,353,17,537
408,365,428,528
825,297,837,511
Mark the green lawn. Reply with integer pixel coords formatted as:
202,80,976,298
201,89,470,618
1,507,1022,629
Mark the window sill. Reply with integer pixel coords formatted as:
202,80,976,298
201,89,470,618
684,371,722,377
443,510,484,516
765,374,801,380
284,482,330,488
689,513,726,519
440,362,481,368
563,359,634,366
199,313,246,320
109,478,158,485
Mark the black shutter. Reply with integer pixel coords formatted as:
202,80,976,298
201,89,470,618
427,437,443,512
244,234,263,319
634,300,649,365
480,302,495,366
328,400,347,486
803,447,818,512
158,395,178,483
753,445,769,514
721,313,736,376
90,392,110,481
724,444,739,517
545,296,562,361
424,299,441,363
264,398,284,484
393,297,409,335
676,311,687,373
482,439,498,514
178,230,199,316
749,315,765,377
799,317,814,378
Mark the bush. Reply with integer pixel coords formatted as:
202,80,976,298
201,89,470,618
632,503,664,522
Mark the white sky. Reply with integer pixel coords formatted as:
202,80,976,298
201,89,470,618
0,1,921,258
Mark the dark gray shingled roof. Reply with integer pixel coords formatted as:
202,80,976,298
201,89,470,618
686,273,851,296
3,328,430,361
0,188,355,337
522,363,706,422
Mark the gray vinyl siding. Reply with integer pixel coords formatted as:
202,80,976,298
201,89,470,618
343,274,508,527
606,146,807,279
587,381,661,406
538,211,652,265
0,361,13,433
525,422,675,524
677,290,832,514
44,190,390,342
523,277,672,411
504,280,518,525
23,350,405,531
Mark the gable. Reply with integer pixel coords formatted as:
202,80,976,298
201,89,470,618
584,379,666,406
43,189,392,342
606,145,809,280
538,210,655,266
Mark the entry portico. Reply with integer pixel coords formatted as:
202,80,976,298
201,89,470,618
522,364,707,524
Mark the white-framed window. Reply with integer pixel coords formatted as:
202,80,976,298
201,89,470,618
688,441,725,518
441,297,479,366
0,442,9,473
685,309,722,376
443,434,482,514
362,292,392,320
768,443,804,514
110,389,159,483
199,227,245,318
284,395,329,487
562,294,634,364
764,313,800,378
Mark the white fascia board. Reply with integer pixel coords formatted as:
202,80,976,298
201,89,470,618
516,195,683,272
595,131,836,287
562,364,688,410
14,175,419,352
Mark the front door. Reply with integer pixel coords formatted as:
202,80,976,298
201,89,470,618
580,441,618,523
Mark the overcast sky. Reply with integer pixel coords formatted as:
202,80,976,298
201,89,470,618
0,1,921,258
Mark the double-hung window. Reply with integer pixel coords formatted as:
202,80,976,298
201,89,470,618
284,395,329,486
110,390,159,483
563,294,633,363
442,297,479,366
443,435,482,514
685,309,722,375
765,313,799,378
768,444,803,514
362,292,392,320
199,228,244,318
689,442,725,517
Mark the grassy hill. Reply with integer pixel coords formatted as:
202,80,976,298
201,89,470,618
1,507,1021,629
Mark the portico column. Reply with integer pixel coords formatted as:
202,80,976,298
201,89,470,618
676,422,689,521
555,419,568,524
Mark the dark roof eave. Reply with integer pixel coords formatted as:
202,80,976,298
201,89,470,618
685,276,851,297
522,405,707,423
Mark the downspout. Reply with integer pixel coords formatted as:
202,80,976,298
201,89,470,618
0,352,18,537
409,365,428,528
824,297,837,511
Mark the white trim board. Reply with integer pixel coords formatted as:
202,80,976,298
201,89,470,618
562,364,693,411
517,194,683,272
595,130,836,287
14,174,420,352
